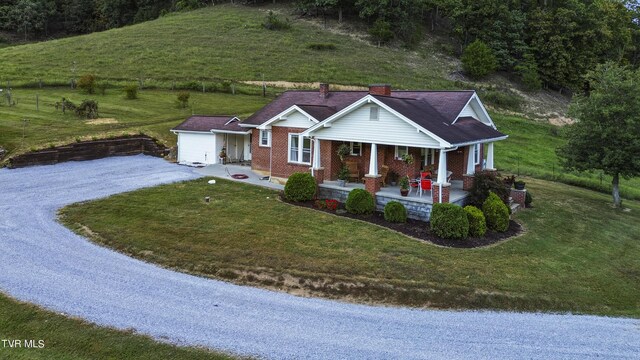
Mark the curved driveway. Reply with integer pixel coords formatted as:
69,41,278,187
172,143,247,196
1,156,638,359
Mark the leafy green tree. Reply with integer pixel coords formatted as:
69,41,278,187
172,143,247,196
369,18,393,46
515,53,542,91
461,39,498,79
557,63,640,207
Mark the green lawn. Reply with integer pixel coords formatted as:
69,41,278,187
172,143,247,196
493,114,640,200
0,5,453,90
0,88,269,161
0,294,234,359
60,177,640,318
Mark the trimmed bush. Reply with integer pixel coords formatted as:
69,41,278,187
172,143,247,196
263,10,291,30
284,172,316,202
345,189,375,215
464,205,487,237
430,203,469,240
177,91,190,108
461,40,498,79
469,171,510,207
525,191,533,207
384,201,407,223
482,192,510,232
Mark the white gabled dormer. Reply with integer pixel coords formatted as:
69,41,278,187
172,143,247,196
257,105,320,130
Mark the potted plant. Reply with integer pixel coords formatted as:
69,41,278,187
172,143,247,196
401,153,414,177
514,180,526,190
399,176,410,196
337,143,350,163
219,147,227,159
503,175,515,188
337,165,349,187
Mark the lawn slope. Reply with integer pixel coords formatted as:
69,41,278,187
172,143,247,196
60,177,640,318
0,5,452,89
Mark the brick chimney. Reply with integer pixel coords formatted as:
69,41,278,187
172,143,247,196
369,84,391,96
319,83,330,98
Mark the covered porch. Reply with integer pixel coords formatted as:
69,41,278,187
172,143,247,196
310,139,497,205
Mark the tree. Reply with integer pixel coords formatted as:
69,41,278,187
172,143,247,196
369,18,393,46
461,39,498,79
557,62,640,207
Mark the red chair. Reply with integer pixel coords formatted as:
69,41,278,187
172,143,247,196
420,178,432,197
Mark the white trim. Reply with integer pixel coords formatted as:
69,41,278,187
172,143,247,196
452,92,498,129
257,105,320,130
224,116,240,125
288,133,311,165
449,135,508,147
209,129,251,135
259,129,271,147
301,95,452,148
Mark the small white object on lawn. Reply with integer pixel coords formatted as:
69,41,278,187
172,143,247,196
208,179,216,184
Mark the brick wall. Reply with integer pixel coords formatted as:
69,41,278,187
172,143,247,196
270,126,310,178
251,129,271,172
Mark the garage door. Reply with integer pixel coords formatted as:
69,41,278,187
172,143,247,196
177,132,217,164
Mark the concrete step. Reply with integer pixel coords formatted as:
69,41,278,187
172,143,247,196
510,202,521,213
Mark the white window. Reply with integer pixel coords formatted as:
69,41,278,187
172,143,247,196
288,134,311,164
395,146,408,160
474,144,481,165
369,107,379,121
259,129,271,147
350,142,362,156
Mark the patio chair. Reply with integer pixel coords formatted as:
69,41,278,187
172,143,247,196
345,160,361,183
420,178,432,197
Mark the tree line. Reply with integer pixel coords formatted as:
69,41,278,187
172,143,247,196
294,0,640,92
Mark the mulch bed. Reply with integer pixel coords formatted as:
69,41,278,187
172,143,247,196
281,194,523,248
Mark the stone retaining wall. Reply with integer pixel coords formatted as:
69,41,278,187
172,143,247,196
8,136,169,168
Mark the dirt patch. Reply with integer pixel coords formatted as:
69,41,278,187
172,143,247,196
281,194,523,248
242,80,367,91
86,118,118,125
548,115,575,126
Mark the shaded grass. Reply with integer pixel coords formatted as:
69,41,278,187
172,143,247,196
0,293,235,359
493,113,640,200
0,88,269,162
0,5,453,90
60,177,640,318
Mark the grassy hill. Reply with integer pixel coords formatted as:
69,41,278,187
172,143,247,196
0,5,453,89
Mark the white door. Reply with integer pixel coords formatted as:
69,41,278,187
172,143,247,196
177,132,217,164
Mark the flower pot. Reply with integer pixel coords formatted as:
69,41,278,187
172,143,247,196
390,181,397,186
514,182,526,190
400,189,409,197
337,179,346,187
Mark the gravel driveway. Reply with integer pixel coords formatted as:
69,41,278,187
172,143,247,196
0,155,638,359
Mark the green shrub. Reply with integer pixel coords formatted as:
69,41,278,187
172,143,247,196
345,189,375,215
369,18,394,46
77,74,96,94
515,53,542,91
461,40,498,79
464,205,487,237
469,171,510,207
284,172,316,202
481,90,523,111
384,201,407,223
177,91,190,108
124,84,138,99
306,43,336,51
263,10,291,30
430,203,469,239
482,192,510,232
525,191,532,207
75,99,98,119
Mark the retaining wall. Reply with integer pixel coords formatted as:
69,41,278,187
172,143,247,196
8,136,169,168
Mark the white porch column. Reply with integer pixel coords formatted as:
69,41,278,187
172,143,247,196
466,144,476,175
312,138,322,169
437,149,447,184
486,142,495,170
368,143,378,176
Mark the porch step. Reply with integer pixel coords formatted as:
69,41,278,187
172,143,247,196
508,197,521,213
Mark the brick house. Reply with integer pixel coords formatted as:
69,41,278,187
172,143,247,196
240,84,507,205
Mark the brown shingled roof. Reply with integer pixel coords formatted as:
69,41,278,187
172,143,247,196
172,116,248,133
